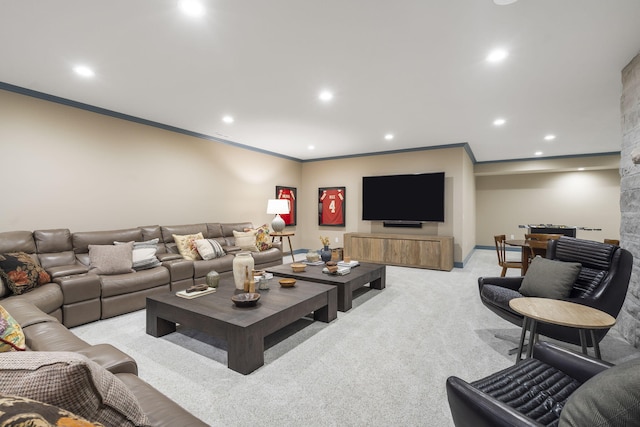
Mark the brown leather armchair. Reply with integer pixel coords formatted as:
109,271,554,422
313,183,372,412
478,236,633,349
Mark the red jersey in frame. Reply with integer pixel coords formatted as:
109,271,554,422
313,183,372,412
276,186,296,226
319,187,345,226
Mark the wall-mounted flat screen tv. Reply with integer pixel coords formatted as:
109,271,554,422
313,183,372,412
362,172,445,223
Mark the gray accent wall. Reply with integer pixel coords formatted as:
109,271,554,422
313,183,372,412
620,52,640,348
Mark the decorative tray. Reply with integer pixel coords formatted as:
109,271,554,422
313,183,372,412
176,287,216,299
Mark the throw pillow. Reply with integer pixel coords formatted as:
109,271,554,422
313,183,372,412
173,233,204,261
115,239,161,271
519,256,581,299
0,305,25,352
233,229,258,252
559,357,640,426
0,275,8,298
88,243,135,275
195,239,226,260
0,352,150,427
254,224,272,251
0,252,51,295
0,394,105,427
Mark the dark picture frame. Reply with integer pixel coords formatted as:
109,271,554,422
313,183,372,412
318,187,346,226
276,186,297,226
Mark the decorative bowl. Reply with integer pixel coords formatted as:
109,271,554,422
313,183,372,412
291,263,306,273
231,292,261,307
279,278,296,288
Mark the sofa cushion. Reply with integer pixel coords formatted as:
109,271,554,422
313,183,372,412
0,252,51,295
0,352,150,426
0,305,26,352
519,256,581,299
173,233,204,261
115,239,161,271
253,224,272,251
233,229,258,251
0,394,104,426
559,357,640,426
195,238,226,260
88,243,134,275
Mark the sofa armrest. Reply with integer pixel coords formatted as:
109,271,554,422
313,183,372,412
157,252,183,262
532,342,612,383
162,258,194,283
446,376,544,427
46,263,90,279
54,274,101,305
77,343,138,375
478,276,524,292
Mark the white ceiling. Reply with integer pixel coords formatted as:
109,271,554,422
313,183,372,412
2,0,640,162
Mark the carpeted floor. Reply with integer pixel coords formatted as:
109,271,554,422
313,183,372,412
71,249,639,426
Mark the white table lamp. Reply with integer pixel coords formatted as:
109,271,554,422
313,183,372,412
267,199,289,232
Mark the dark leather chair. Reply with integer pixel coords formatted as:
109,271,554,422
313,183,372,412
479,236,633,349
446,342,614,427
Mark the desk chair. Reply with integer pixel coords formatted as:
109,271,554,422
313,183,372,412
494,235,523,277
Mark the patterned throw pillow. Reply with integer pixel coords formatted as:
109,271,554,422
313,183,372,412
194,239,226,260
115,239,161,271
0,394,104,426
0,352,150,426
173,233,204,261
233,230,258,251
0,305,25,352
0,252,51,295
254,224,272,251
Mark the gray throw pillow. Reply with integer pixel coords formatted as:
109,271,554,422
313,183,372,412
88,242,134,275
519,256,581,299
559,357,640,426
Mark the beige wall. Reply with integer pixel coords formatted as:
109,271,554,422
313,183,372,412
476,168,621,247
0,89,303,240
300,147,475,264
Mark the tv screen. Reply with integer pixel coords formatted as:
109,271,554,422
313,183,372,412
362,172,445,222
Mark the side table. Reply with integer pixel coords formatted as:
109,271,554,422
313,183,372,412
271,231,294,261
509,297,616,363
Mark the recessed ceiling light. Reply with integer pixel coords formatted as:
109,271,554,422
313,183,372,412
544,134,556,141
318,90,333,102
179,0,205,17
222,115,234,124
578,167,585,171
73,65,94,78
486,49,508,63
308,145,315,150
494,0,518,5
384,134,394,140
493,118,506,126
534,151,543,156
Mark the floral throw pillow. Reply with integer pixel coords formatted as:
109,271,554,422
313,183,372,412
173,233,204,261
254,224,272,251
0,394,104,427
0,252,51,295
0,305,25,352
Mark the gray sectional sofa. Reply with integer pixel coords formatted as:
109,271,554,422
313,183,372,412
0,221,284,426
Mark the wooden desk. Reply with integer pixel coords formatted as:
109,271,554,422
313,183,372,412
509,297,616,363
505,239,530,275
271,231,294,260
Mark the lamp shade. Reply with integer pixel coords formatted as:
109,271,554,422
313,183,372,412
266,199,289,215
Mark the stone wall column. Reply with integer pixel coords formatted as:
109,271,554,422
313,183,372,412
619,52,640,348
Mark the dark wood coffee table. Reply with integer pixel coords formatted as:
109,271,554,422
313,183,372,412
267,262,385,311
146,278,337,375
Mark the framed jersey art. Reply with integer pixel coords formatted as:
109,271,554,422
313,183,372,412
276,186,296,226
318,187,345,226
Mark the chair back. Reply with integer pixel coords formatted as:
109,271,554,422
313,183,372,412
547,236,633,317
525,233,563,258
604,238,620,246
493,235,507,266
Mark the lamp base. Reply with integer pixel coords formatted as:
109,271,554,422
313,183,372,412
271,214,285,232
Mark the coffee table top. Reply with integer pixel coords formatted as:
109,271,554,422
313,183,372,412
267,261,383,284
147,278,334,328
509,297,616,329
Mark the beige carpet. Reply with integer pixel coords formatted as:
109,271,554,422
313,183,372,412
71,249,639,426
